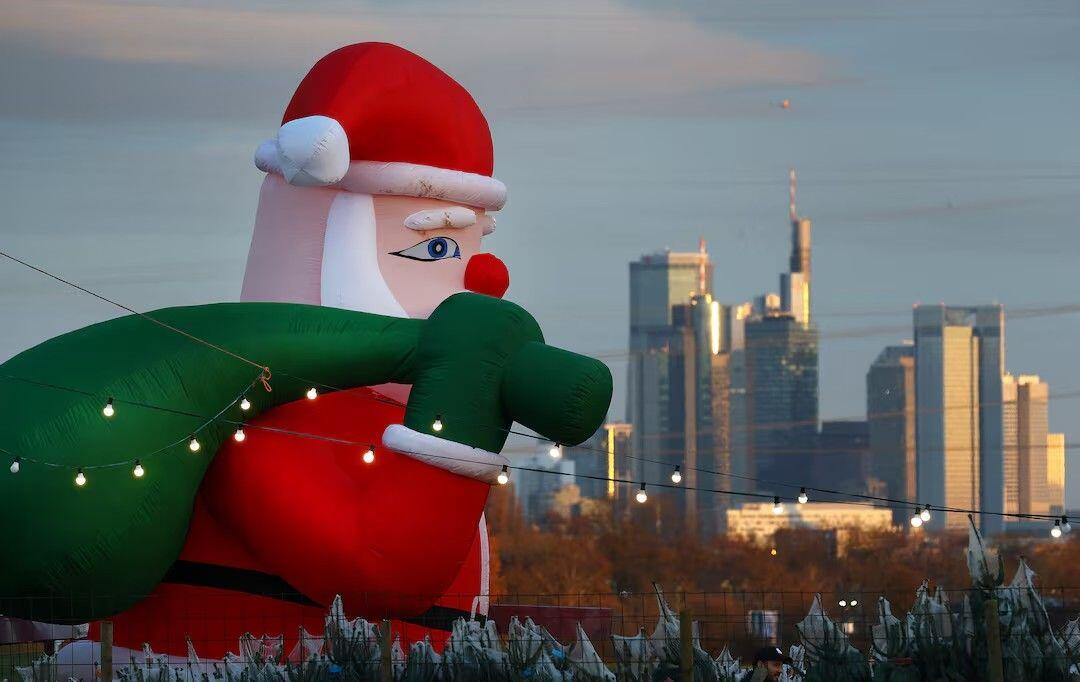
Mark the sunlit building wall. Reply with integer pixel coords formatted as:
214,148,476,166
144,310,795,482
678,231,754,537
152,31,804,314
914,304,1005,533
725,502,892,550
1016,375,1050,516
1047,432,1065,515
1002,374,1019,516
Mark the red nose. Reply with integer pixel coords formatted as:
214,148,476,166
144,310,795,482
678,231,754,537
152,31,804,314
464,253,509,298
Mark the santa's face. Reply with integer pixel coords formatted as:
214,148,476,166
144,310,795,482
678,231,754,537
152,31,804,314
372,196,487,318
241,177,501,319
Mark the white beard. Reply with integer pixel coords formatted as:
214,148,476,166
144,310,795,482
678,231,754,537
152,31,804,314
319,192,408,318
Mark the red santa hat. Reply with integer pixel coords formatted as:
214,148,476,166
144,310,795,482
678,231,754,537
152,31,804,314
255,43,506,213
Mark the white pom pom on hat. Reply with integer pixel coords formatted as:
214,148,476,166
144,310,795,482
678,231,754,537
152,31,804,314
271,116,351,187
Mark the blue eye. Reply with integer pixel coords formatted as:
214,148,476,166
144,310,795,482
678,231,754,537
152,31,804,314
391,237,461,262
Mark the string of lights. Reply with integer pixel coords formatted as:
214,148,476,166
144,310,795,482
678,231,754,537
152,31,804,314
1,371,267,483
1,372,1071,535
1,356,1071,527
2,364,1071,533
0,251,1073,535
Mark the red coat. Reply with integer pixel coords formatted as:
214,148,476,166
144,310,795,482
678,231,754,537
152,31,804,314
106,387,491,658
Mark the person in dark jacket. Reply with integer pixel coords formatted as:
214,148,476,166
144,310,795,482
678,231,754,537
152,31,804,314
739,646,798,682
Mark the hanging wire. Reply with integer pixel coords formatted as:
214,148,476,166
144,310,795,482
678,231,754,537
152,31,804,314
0,251,1070,521
0,249,272,381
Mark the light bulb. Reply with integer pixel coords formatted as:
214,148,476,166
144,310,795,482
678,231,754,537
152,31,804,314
850,599,858,607
1051,521,1062,538
769,548,777,556
910,514,923,528
102,398,115,418
920,505,931,522
635,483,648,504
239,397,251,411
549,444,562,459
1062,516,1072,534
671,466,682,484
497,465,509,485
233,426,246,442
772,496,783,515
838,600,847,607
75,469,86,487
188,436,201,453
797,488,809,504
133,460,144,478
9,457,20,474
362,446,375,464
432,416,443,432
306,387,318,400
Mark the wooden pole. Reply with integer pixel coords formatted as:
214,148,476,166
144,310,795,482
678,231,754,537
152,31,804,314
679,608,694,681
100,621,113,682
381,619,393,682
983,598,1004,682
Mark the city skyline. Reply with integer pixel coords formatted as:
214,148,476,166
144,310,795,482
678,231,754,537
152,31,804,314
1,0,1077,508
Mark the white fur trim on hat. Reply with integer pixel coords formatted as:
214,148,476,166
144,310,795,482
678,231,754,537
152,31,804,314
269,116,351,187
255,117,507,211
382,423,508,483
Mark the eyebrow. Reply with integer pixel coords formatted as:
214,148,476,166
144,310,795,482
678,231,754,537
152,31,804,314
404,207,477,230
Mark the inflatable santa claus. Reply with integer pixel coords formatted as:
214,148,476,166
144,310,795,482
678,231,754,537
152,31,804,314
0,43,612,663
108,42,516,657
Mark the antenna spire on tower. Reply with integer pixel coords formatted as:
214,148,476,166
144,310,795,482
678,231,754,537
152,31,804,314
698,237,707,296
789,167,797,224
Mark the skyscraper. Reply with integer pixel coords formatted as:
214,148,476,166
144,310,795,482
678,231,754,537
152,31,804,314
728,303,754,497
784,168,812,328
738,169,820,489
627,242,713,486
670,294,731,534
627,242,731,533
866,343,916,524
913,305,1005,532
1047,432,1065,515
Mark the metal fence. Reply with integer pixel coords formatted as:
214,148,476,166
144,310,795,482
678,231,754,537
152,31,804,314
2,586,1079,680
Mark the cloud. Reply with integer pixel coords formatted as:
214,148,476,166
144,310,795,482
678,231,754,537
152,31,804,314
1,0,831,120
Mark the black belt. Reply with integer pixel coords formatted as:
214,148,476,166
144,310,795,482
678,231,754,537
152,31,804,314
163,560,475,630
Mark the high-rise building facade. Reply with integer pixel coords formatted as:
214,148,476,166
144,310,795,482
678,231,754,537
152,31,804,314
1016,375,1050,517
728,303,754,498
670,295,731,534
913,305,1005,532
1002,373,1019,516
866,344,917,524
627,243,733,534
813,420,870,494
1047,432,1065,515
744,314,819,486
627,243,713,485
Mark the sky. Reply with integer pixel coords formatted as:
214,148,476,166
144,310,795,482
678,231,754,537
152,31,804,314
1,0,1079,506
